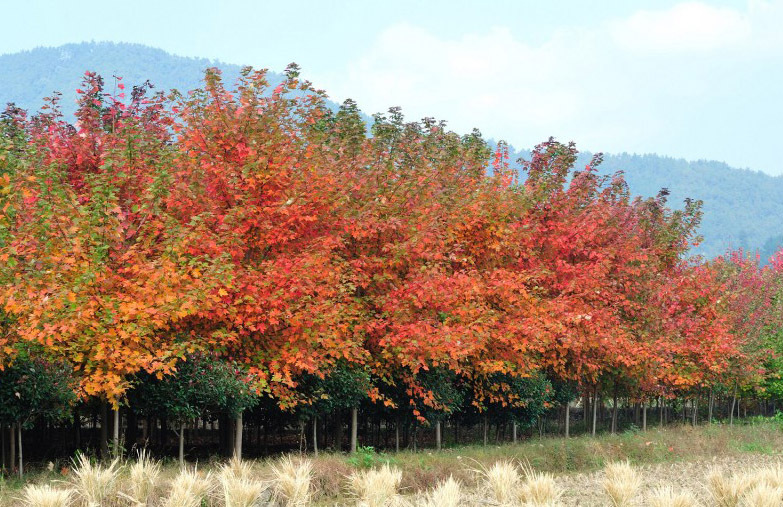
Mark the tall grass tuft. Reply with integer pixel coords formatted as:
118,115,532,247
19,484,75,507
708,468,748,507
474,460,521,506
218,456,267,507
519,462,562,506
750,465,783,489
125,449,161,505
422,476,462,507
162,468,213,507
647,485,699,507
601,461,641,507
271,455,313,507
348,462,404,507
220,475,268,507
740,482,783,507
70,453,121,507
220,456,256,482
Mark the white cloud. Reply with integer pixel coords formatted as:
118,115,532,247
611,2,751,52
313,2,783,175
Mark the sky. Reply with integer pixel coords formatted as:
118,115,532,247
4,0,783,175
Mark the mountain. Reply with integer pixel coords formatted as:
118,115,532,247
1,42,780,260
503,146,783,260
597,153,783,260
0,42,276,117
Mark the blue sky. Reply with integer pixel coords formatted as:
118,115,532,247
4,0,783,175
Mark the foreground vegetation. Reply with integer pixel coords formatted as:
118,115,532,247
2,420,783,505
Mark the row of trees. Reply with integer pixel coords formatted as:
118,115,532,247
1,67,782,471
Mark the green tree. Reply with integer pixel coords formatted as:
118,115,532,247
0,347,76,476
129,353,259,464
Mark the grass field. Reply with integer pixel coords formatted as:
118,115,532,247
3,419,783,505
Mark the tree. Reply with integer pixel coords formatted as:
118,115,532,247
0,347,76,476
129,353,259,464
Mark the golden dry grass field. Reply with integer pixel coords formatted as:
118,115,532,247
3,420,783,505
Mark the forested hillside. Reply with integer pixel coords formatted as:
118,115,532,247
598,153,783,259
0,42,277,116
2,42,780,259
500,148,783,260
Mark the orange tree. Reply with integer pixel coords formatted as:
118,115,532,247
0,74,218,404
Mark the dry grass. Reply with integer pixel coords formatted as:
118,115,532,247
602,461,642,507
473,460,521,505
18,484,75,507
310,455,354,499
646,485,700,507
708,468,749,507
750,464,783,489
10,422,783,505
161,467,213,507
348,463,404,507
124,449,161,505
219,475,268,507
740,482,783,507
271,455,312,507
217,456,267,507
70,453,121,507
520,462,562,506
421,476,463,507
219,456,256,482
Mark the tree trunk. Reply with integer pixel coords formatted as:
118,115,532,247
350,408,358,454
313,416,319,457
730,385,737,426
112,407,120,457
395,415,400,453
592,393,598,437
512,421,517,444
584,395,589,428
692,398,698,427
100,401,109,458
9,425,14,474
660,398,665,427
642,402,647,431
708,388,715,423
234,413,243,459
17,424,22,478
435,420,441,451
1,424,4,472
179,422,185,467
564,403,570,438
611,389,618,434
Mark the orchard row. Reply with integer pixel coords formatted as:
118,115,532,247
0,66,782,463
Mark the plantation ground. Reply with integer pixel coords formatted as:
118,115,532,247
556,454,781,506
2,419,783,505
